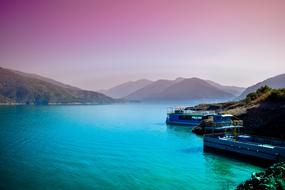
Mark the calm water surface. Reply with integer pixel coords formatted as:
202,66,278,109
0,104,262,190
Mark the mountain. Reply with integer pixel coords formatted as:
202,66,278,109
0,67,116,105
146,78,235,101
101,79,153,98
126,79,181,100
205,80,245,97
238,73,285,99
126,77,236,102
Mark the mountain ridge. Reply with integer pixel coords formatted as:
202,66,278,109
143,78,235,102
124,77,239,102
105,77,245,102
100,79,152,98
205,80,245,96
126,79,181,101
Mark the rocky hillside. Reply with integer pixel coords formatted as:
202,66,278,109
239,73,285,99
194,86,285,138
0,67,116,105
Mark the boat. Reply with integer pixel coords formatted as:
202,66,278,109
203,119,285,162
203,114,243,132
204,133,285,162
166,107,215,126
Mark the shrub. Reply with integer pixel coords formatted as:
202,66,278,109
269,88,285,101
245,86,273,103
256,85,272,96
246,92,258,103
244,86,285,103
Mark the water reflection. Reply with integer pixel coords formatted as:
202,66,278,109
166,125,194,135
204,153,234,176
180,147,203,154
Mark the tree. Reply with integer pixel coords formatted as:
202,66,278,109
256,85,272,96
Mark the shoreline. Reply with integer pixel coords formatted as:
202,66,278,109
0,101,133,106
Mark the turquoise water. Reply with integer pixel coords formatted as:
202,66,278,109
0,104,261,190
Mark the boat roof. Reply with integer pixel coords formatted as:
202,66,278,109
170,110,216,116
220,114,233,117
167,107,222,116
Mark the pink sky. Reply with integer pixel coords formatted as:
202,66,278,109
1,0,285,90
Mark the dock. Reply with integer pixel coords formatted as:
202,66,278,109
204,133,285,162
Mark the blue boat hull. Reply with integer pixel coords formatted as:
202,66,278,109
166,118,202,126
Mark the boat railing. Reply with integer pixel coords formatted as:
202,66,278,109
205,133,285,148
203,119,243,128
167,107,216,115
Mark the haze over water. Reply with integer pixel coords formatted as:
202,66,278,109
0,104,261,190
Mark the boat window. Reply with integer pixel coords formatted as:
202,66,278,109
192,116,202,120
175,110,183,114
179,115,192,120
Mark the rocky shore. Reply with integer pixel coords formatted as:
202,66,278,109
237,162,285,190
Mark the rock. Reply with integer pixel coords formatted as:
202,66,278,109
236,162,285,190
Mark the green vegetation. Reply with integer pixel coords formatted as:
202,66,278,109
246,92,258,103
245,85,285,104
269,88,285,101
257,85,272,95
237,162,285,190
245,85,272,103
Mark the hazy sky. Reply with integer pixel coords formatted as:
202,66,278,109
1,0,285,90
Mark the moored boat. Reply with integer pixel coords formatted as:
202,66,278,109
192,113,243,135
204,133,285,162
166,107,215,126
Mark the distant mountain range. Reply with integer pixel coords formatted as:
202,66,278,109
126,78,183,101
2,66,284,104
0,67,116,105
104,77,245,102
128,78,242,102
238,73,285,99
205,80,245,97
104,73,285,102
100,79,152,98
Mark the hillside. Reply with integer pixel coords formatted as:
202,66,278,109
127,78,236,102
194,86,285,138
239,73,285,99
13,70,81,90
101,79,152,98
0,67,116,105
